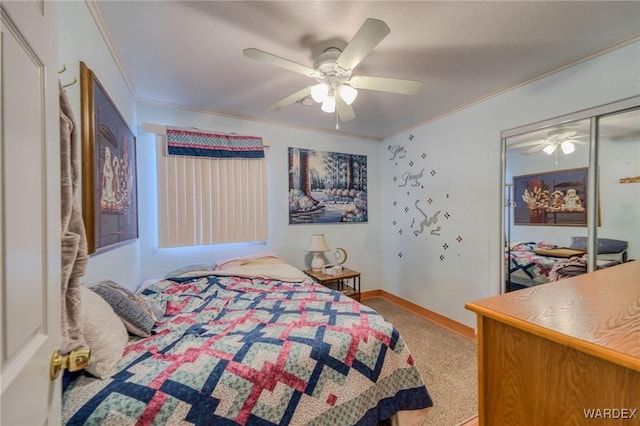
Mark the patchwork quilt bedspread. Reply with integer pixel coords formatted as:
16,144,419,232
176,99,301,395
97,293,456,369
507,241,558,287
63,275,432,425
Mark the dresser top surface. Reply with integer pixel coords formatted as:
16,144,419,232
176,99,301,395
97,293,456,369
466,260,640,366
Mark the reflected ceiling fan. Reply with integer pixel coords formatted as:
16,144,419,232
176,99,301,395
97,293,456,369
509,127,588,155
243,18,422,126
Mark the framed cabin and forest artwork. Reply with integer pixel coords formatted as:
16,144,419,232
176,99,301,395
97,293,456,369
288,147,368,224
80,62,138,253
513,167,588,226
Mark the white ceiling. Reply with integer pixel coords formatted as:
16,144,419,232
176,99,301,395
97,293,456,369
94,1,640,141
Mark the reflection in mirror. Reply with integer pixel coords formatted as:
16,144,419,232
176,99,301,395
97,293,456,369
596,108,639,266
502,102,639,293
504,119,590,292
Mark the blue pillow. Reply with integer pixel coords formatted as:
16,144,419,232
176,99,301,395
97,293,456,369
570,237,627,254
91,280,158,337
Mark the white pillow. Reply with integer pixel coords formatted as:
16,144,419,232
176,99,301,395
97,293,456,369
214,253,281,270
80,286,128,379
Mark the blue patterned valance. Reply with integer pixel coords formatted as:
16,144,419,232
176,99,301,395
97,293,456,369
166,126,264,158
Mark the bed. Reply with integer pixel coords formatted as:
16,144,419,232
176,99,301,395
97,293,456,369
506,241,561,290
62,256,433,425
506,238,628,291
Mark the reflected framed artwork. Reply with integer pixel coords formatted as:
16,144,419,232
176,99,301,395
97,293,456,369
513,167,588,226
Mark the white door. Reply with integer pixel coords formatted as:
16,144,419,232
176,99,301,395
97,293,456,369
1,1,61,424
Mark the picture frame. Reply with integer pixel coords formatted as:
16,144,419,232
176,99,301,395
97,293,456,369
513,167,588,226
288,147,368,224
80,62,138,253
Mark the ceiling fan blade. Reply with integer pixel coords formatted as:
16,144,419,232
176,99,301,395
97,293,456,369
509,136,589,151
336,96,355,122
243,48,317,77
349,75,422,95
268,86,313,111
522,144,550,155
507,140,548,150
610,130,640,141
336,18,390,71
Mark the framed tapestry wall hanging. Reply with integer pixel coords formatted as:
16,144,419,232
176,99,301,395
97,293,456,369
80,62,138,253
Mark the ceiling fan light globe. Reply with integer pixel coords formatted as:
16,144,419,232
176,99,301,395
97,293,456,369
311,83,329,103
561,141,576,154
543,144,557,155
339,84,358,105
321,96,336,113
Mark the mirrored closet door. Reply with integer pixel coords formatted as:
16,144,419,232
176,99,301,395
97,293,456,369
501,97,640,293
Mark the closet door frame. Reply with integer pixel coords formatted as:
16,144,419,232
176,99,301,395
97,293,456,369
499,95,640,294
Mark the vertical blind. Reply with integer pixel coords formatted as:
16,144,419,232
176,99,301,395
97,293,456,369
155,135,268,248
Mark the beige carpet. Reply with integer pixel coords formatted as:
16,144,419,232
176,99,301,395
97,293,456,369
363,298,478,426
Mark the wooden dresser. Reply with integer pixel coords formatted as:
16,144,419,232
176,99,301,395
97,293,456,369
465,260,640,425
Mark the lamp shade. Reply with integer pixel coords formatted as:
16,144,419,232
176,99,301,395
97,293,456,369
561,140,576,154
321,96,336,113
339,84,358,105
308,234,330,252
311,83,329,103
543,144,557,155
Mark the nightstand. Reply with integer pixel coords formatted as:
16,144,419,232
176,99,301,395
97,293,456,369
304,267,361,301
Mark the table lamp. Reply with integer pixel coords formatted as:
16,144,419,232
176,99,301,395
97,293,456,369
308,234,331,271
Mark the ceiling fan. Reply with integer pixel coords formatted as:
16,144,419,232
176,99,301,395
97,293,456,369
509,127,588,156
243,18,422,126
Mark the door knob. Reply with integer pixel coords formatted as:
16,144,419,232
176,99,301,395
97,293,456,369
50,347,91,380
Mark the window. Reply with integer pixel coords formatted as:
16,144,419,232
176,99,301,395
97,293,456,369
153,129,268,248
